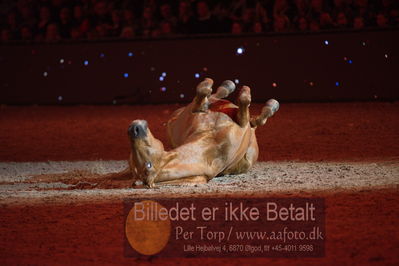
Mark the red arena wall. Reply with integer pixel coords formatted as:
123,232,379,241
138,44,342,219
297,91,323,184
1,29,398,105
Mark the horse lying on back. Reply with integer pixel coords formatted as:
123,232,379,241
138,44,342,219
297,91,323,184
128,78,279,188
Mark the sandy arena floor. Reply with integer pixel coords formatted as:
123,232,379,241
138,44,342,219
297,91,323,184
0,102,398,265
0,160,398,204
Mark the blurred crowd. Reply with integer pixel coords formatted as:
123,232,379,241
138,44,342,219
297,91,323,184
1,0,398,42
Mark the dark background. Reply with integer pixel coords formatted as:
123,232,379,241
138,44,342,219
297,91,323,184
1,29,398,105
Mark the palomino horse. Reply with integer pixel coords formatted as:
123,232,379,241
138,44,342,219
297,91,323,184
128,78,279,188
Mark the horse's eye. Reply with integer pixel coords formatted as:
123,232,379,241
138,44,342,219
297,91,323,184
145,161,152,169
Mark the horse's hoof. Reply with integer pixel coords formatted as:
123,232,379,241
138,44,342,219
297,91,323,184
266,99,279,115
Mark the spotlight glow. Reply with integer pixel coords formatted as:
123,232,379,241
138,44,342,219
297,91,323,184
124,73,129,78
234,79,239,84
180,93,185,98
84,60,89,66
194,73,200,78
272,82,277,87
384,54,388,58
59,59,64,64
161,87,166,92
348,59,353,64
236,47,244,55
43,72,48,77
324,40,329,45
162,72,167,77
128,52,133,57
335,82,340,86
57,96,63,101
159,76,164,81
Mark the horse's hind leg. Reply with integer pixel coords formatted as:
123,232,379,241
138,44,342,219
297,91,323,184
192,78,213,112
221,129,259,175
236,86,251,127
250,99,279,127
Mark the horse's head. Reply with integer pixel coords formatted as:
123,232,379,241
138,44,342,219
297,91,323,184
128,120,166,187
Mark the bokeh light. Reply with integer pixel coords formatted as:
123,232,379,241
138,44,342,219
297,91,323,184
124,73,129,78
84,60,89,66
128,52,134,57
194,73,200,78
324,40,329,45
272,82,277,87
236,47,244,55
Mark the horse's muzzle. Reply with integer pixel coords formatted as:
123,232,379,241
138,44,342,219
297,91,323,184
128,120,148,138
